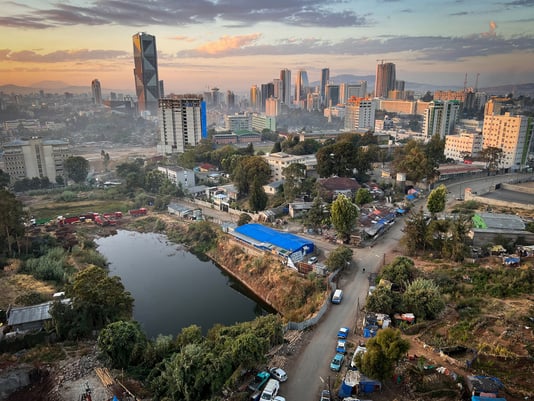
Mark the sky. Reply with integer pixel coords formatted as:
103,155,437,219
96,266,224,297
1,0,534,95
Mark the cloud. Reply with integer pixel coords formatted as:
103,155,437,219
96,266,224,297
195,34,262,55
481,20,497,37
0,0,369,29
0,48,128,63
169,36,196,42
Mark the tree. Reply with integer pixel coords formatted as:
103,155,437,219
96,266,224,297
282,163,306,202
98,320,147,369
358,328,410,381
355,188,373,206
0,189,25,257
427,184,447,215
380,256,416,291
393,140,428,186
401,209,429,255
232,156,270,195
305,197,326,230
237,213,252,226
64,156,89,184
330,194,358,242
365,285,401,315
325,245,352,272
249,177,268,211
59,265,134,335
480,146,504,173
402,278,445,320
0,169,10,188
271,141,282,153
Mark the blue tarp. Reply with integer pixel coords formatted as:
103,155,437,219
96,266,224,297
406,194,416,201
472,397,506,401
338,381,353,398
234,223,314,254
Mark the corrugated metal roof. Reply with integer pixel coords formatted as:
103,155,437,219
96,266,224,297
8,302,53,325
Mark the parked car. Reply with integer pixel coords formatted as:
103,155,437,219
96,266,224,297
269,367,287,382
337,327,349,339
350,345,367,369
330,353,344,372
248,371,271,392
331,289,343,304
260,379,280,401
273,397,286,401
308,256,318,264
336,339,347,354
320,389,331,401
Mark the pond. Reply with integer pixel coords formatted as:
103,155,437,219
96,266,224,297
95,230,270,338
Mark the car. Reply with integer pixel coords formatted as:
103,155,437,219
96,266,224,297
248,371,271,392
269,367,287,382
320,389,331,401
337,327,349,339
336,339,347,354
330,353,344,371
308,256,318,264
273,396,286,401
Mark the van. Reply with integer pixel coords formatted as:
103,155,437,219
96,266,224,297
260,379,280,401
332,289,343,304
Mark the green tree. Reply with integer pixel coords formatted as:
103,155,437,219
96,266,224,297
402,278,445,320
144,169,166,193
365,285,401,315
271,141,282,153
232,156,270,195
480,146,504,173
0,189,25,257
380,256,416,291
249,177,268,211
98,320,147,369
355,188,373,206
282,163,306,202
401,209,429,255
330,194,358,242
325,245,353,272
427,184,447,215
0,169,10,188
393,140,428,186
237,213,252,226
64,156,89,184
305,197,326,230
358,328,410,381
60,265,134,335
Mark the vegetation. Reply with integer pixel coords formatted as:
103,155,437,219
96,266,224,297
355,188,373,206
427,184,447,215
330,194,358,242
0,189,26,257
392,137,442,187
64,156,90,184
98,320,147,369
324,245,353,272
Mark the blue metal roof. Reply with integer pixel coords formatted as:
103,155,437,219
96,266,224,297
234,223,314,254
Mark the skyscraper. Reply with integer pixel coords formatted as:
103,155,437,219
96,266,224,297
133,32,160,114
261,82,275,112
250,85,261,111
344,97,376,132
320,68,330,107
91,79,102,105
374,61,396,98
295,70,309,108
280,69,291,105
157,95,207,155
423,100,460,138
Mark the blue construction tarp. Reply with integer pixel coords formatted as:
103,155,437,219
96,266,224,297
234,223,314,254
472,397,506,401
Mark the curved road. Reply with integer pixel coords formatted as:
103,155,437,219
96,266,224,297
282,171,533,401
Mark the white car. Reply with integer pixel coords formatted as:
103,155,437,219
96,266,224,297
269,367,288,382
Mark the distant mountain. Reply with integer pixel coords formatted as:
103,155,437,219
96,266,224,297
0,82,133,96
480,83,534,97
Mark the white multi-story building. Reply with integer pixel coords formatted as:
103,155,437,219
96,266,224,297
482,112,533,171
423,100,460,138
225,113,252,131
444,131,483,161
265,97,280,117
251,114,276,132
157,166,196,188
2,137,71,183
344,97,375,132
157,95,207,155
263,152,317,182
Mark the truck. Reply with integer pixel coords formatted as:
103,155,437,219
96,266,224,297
94,215,110,226
129,208,147,217
247,371,270,392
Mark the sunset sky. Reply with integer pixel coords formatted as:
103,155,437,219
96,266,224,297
1,0,533,95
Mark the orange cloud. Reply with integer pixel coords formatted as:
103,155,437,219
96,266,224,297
196,33,261,55
169,35,195,42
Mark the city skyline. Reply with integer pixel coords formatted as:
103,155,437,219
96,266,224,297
1,0,534,95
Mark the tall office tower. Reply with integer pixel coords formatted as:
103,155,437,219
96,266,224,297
157,95,207,155
374,61,396,98
265,97,280,117
159,80,165,98
210,87,221,107
325,84,340,107
482,112,533,170
320,68,330,107
250,85,261,111
395,80,405,91
91,79,102,105
280,69,291,105
226,90,236,110
307,92,320,112
339,82,367,104
344,97,376,131
295,70,309,108
261,82,275,112
423,100,460,138
273,79,283,100
133,32,160,114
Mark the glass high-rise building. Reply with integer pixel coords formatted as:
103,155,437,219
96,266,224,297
280,69,292,105
320,68,330,107
133,32,160,114
374,61,396,98
295,70,309,108
91,79,102,105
